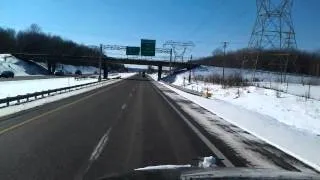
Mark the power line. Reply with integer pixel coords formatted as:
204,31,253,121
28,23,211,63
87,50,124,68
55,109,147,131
163,41,195,62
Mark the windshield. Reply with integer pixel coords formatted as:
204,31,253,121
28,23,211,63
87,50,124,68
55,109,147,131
0,0,319,180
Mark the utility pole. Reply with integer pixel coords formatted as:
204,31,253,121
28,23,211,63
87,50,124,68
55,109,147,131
188,55,193,83
169,48,173,74
222,41,229,88
98,44,102,82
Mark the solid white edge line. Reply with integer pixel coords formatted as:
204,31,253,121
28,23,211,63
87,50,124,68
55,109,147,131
152,82,235,167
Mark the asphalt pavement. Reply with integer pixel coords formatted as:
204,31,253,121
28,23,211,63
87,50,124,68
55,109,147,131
0,75,215,180
0,74,317,180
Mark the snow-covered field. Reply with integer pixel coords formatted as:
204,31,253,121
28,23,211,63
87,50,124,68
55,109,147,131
172,66,320,100
0,54,47,76
185,66,320,85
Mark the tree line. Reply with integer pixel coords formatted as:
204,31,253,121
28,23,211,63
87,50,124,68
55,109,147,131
0,24,124,70
197,48,320,76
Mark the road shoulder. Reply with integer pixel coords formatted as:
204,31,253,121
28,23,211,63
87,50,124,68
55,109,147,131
151,80,319,173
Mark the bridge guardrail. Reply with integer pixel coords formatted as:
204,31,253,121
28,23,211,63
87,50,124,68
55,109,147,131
0,79,108,108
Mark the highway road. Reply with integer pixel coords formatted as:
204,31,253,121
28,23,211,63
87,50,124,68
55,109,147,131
0,75,218,180
0,74,317,180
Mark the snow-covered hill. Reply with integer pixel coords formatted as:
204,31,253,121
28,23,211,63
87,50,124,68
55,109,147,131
0,54,100,76
0,54,48,76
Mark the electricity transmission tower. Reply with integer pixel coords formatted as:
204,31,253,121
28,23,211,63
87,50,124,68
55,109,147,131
163,41,195,63
246,0,297,82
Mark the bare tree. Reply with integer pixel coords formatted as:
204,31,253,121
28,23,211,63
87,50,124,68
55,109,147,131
28,23,42,33
212,48,224,56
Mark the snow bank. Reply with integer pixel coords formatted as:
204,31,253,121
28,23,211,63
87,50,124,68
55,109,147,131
0,54,47,76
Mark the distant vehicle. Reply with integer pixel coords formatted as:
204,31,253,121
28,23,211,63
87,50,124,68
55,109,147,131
54,70,65,76
0,71,14,78
75,70,82,75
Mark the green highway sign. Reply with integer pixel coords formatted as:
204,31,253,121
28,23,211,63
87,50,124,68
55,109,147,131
126,46,140,55
141,39,156,56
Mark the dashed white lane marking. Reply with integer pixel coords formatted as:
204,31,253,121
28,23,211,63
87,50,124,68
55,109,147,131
80,127,113,178
121,104,127,110
89,128,112,161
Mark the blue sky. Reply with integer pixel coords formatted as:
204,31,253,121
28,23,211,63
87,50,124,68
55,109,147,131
0,0,319,57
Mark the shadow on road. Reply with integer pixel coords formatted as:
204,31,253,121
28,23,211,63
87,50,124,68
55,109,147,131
122,77,150,82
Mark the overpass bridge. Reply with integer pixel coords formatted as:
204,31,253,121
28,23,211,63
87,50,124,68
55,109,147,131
12,53,200,80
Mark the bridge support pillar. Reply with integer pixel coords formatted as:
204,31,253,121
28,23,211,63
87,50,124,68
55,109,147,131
47,61,56,74
52,63,56,74
157,65,162,81
47,62,52,74
103,63,108,79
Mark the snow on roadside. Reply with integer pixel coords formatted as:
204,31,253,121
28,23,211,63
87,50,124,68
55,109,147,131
158,81,320,172
153,69,320,135
167,78,320,136
0,73,137,99
0,73,136,118
0,80,119,118
0,77,97,99
212,86,320,135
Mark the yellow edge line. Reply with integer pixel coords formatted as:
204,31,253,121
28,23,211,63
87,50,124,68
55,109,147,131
0,80,123,136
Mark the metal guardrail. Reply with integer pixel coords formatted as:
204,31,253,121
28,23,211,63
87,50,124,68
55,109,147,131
166,83,203,96
0,80,107,107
